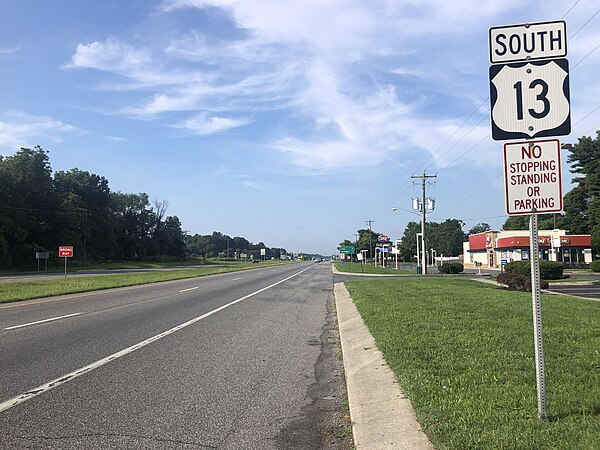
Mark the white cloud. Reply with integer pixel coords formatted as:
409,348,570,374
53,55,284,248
241,180,270,190
171,113,251,135
0,111,76,152
105,135,128,143
67,38,150,74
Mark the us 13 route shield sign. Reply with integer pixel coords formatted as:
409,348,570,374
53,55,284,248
490,59,571,141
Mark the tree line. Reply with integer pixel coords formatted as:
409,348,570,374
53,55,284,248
0,147,289,269
185,231,290,260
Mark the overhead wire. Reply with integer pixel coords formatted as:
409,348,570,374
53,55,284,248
562,0,582,19
569,6,600,39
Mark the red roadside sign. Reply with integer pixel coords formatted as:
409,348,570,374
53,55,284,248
58,246,74,257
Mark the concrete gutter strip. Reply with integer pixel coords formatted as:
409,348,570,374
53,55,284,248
334,282,435,450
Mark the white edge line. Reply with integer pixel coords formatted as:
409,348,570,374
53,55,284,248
4,313,82,331
178,287,199,293
231,277,242,281
0,266,311,414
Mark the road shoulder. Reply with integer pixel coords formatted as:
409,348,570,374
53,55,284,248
334,282,434,449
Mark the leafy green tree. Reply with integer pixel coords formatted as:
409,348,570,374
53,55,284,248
467,222,491,235
162,216,186,257
0,147,56,267
428,219,466,256
53,168,115,263
398,221,422,262
502,215,529,230
563,132,600,246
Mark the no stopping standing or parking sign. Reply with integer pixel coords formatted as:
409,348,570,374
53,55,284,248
503,139,563,215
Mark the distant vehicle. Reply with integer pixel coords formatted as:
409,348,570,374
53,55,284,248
252,259,260,264
314,258,322,263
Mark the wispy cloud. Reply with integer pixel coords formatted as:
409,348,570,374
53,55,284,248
171,113,251,135
0,46,19,56
241,180,270,190
66,0,575,172
105,135,128,143
0,111,76,152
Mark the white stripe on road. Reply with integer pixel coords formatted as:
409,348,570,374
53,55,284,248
178,287,199,293
4,313,82,331
0,266,311,414
231,277,242,281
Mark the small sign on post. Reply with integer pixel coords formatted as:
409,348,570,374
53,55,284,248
58,246,73,279
503,139,563,215
36,251,49,272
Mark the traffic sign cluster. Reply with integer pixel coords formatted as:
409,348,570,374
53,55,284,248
489,20,570,216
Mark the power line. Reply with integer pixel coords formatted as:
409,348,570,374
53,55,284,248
563,0,582,19
572,41,600,70
570,6,600,39
431,175,503,218
414,97,489,176
426,114,490,173
436,134,489,175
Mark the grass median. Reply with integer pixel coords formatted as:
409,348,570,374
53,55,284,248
0,261,295,304
344,277,600,449
334,262,415,275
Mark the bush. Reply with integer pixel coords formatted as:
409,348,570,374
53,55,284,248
439,262,464,274
504,261,530,276
539,261,564,280
590,260,600,272
504,260,564,280
496,272,549,291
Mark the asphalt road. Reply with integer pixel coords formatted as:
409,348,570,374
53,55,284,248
545,280,600,299
0,262,351,449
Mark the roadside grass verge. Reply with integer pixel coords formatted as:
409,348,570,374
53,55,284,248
345,277,600,449
334,262,414,275
0,262,294,304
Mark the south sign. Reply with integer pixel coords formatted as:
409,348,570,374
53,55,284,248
489,20,567,64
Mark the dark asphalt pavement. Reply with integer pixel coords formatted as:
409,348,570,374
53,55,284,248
0,263,351,449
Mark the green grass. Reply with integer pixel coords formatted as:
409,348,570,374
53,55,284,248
345,278,600,449
334,262,414,275
0,261,295,304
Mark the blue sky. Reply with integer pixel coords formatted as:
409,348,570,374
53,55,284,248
1,0,599,255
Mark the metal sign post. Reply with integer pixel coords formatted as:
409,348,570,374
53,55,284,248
529,214,547,419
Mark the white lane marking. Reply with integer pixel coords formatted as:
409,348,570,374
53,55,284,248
258,272,264,275
231,277,242,281
0,266,311,413
178,287,199,293
4,313,82,331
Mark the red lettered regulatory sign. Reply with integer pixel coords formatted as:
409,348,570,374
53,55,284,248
503,139,563,215
58,246,74,257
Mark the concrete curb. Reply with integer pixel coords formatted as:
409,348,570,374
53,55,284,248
334,282,435,449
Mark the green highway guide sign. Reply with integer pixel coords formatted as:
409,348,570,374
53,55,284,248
339,246,355,254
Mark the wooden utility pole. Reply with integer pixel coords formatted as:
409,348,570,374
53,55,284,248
411,173,436,274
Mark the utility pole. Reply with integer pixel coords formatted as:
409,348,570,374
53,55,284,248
365,220,375,265
411,172,436,274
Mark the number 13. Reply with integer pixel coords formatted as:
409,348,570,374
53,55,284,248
513,79,550,120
